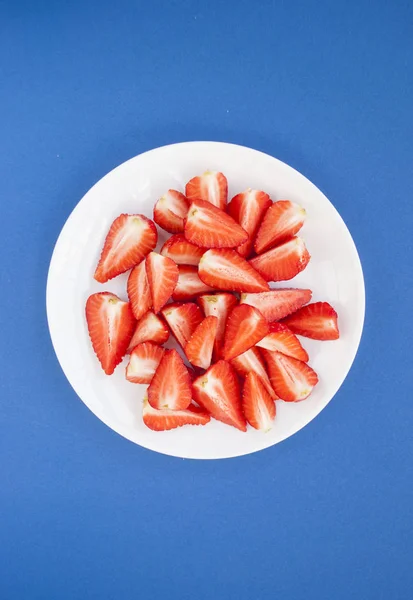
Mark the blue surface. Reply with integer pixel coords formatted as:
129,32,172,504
1,0,412,598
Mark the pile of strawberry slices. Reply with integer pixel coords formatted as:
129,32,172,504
86,170,339,433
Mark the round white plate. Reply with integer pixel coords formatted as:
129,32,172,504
47,141,365,459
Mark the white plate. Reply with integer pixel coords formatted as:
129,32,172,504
46,141,365,459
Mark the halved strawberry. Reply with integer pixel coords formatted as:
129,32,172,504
192,361,247,431
148,348,192,410
184,199,248,248
161,302,204,348
127,310,169,353
126,342,165,383
240,288,312,322
223,304,269,361
185,315,218,369
230,347,277,400
145,252,179,313
197,293,238,360
227,189,272,257
160,234,204,266
127,260,152,321
86,292,136,375
256,322,309,361
242,372,276,431
282,302,339,340
153,190,190,234
172,265,214,301
250,237,310,282
262,350,318,402
255,200,306,254
185,171,228,210
198,249,269,293
143,397,210,431
94,214,157,283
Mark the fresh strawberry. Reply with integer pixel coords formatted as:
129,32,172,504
126,342,165,383
184,199,248,248
172,265,214,301
127,310,169,353
230,347,277,400
148,349,192,410
240,288,312,322
256,322,309,361
255,200,306,254
153,190,190,234
185,315,218,369
185,170,228,210
262,350,318,402
161,302,204,348
250,237,310,282
198,249,269,293
242,372,276,431
94,214,157,283
127,260,152,321
143,397,210,431
227,189,272,257
145,252,179,313
160,234,204,266
86,292,136,375
197,293,238,360
223,304,269,361
192,361,247,431
282,302,339,340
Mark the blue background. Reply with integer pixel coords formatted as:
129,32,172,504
1,0,412,598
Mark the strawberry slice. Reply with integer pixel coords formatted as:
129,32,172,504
184,199,248,248
86,292,136,375
282,302,339,340
172,265,214,301
223,304,269,361
185,315,218,369
161,302,204,348
242,372,276,431
197,293,238,360
145,252,179,313
94,214,157,283
198,249,269,293
256,322,309,361
227,189,272,257
127,260,152,321
255,200,306,254
250,237,310,282
241,288,312,322
230,347,277,400
153,190,190,234
127,310,169,353
126,342,165,384
148,349,192,410
185,170,228,210
262,350,318,402
160,234,204,266
192,361,247,431
143,397,210,431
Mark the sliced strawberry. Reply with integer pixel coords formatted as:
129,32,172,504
126,342,165,384
94,214,157,283
86,292,136,375
192,361,247,431
282,302,339,340
255,200,306,254
242,372,276,431
145,252,179,313
223,304,269,361
148,348,192,410
160,234,204,266
230,347,277,400
127,260,152,321
143,398,210,431
240,288,312,322
250,237,310,282
256,322,309,361
185,316,218,369
153,190,190,234
227,189,272,257
161,302,204,348
185,170,228,210
197,293,238,360
127,310,169,353
172,265,214,301
184,199,248,248
198,249,269,293
262,350,318,402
